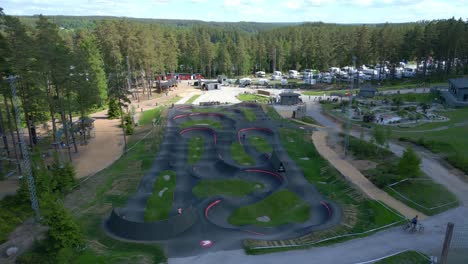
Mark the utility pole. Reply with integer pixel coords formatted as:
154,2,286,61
440,222,454,264
344,56,357,157
8,76,41,221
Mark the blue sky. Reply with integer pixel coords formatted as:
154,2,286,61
2,0,467,23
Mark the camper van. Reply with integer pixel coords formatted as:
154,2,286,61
288,70,299,79
403,66,417,78
239,78,252,86
256,71,266,77
271,71,282,80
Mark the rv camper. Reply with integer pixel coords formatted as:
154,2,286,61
288,70,299,79
271,71,282,80
256,71,266,77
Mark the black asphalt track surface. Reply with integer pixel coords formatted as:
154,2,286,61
105,103,342,257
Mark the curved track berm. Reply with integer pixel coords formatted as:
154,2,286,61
105,103,342,257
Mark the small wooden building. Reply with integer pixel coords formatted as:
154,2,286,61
279,92,301,105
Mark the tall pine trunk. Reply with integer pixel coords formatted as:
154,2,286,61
3,96,21,174
0,105,10,156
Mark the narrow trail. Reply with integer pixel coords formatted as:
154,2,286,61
312,130,426,219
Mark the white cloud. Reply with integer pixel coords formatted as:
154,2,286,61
284,0,304,9
224,0,242,7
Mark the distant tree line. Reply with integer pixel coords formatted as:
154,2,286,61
1,8,468,158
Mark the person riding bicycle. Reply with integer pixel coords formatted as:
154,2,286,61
411,215,419,230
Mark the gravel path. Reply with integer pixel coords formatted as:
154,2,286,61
312,130,426,219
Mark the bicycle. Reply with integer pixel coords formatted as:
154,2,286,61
402,221,424,233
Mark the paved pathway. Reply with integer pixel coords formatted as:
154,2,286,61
312,130,426,220
169,206,467,264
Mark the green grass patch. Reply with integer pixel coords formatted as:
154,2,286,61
144,170,176,222
228,190,310,227
138,107,163,126
386,179,459,216
193,179,263,197
242,108,256,121
374,93,437,104
375,250,430,264
248,136,272,153
185,94,201,104
264,105,283,121
300,116,318,125
0,195,32,244
188,137,204,165
396,127,468,175
179,119,222,129
230,142,255,166
237,94,270,104
346,136,459,215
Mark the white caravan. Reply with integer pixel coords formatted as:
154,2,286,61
256,71,266,77
288,70,299,78
271,71,282,80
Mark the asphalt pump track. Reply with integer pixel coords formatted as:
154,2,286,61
105,103,342,257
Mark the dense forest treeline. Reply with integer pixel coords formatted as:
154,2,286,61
1,8,468,155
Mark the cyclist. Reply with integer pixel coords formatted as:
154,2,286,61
411,215,418,231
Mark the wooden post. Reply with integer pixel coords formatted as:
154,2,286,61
441,222,454,264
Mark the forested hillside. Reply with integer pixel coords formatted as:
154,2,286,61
1,8,468,151
17,15,300,33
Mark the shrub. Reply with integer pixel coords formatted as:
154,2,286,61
107,98,121,119
124,114,134,135
398,147,421,178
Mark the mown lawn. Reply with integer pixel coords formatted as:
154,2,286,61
185,94,200,104
375,250,430,264
139,107,163,125
144,170,176,222
386,179,459,215
188,137,204,165
179,119,222,129
230,142,255,166
248,136,272,153
228,190,310,227
374,92,437,103
237,93,270,103
242,108,256,121
193,179,263,197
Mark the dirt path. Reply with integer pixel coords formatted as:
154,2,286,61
312,130,426,220
73,81,200,179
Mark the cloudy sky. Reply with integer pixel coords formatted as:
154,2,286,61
2,0,467,23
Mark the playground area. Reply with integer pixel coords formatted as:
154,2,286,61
105,103,342,257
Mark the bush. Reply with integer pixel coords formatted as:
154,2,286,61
366,162,403,188
124,114,134,135
43,201,84,256
398,147,421,178
50,162,77,196
107,98,121,119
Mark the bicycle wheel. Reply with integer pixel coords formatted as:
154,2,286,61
419,225,424,233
